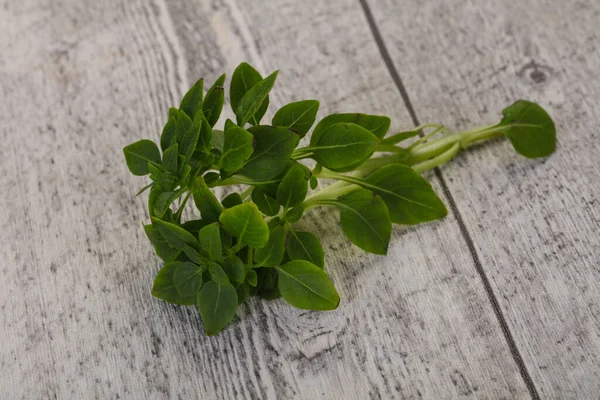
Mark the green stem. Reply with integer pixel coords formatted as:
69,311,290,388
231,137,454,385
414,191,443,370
412,142,461,173
174,191,192,223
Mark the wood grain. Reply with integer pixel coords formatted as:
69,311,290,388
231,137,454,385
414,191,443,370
1,0,596,398
366,0,600,397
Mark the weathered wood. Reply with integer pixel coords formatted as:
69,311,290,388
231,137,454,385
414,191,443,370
3,0,594,398
367,0,600,397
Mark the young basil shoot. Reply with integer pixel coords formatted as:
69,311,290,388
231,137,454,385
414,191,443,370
123,63,556,335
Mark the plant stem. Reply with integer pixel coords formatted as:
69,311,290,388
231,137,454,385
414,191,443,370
301,123,505,208
174,191,192,222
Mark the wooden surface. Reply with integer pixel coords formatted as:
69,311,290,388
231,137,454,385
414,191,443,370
1,0,598,398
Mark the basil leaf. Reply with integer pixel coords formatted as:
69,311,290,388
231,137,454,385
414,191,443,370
337,189,392,255
162,143,179,174
235,281,249,304
276,260,339,310
192,176,224,222
160,117,177,151
179,78,203,119
197,281,238,336
198,223,222,260
247,270,258,287
251,187,280,216
203,73,225,127
219,203,269,248
175,109,192,143
276,164,308,209
500,100,556,158
356,164,447,224
309,176,318,190
256,268,280,300
286,230,324,268
230,63,262,116
254,225,287,266
219,193,240,209
173,262,203,297
311,113,390,142
193,110,214,154
144,224,180,261
222,255,245,284
152,217,201,251
208,262,229,284
153,190,183,218
238,126,300,181
151,262,197,305
235,71,278,126
309,122,379,172
180,219,211,237
272,100,319,137
123,140,161,176
220,124,253,173
179,119,200,161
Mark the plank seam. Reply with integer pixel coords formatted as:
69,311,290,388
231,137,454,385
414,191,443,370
358,1,541,398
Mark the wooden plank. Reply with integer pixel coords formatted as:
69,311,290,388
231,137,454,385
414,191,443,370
0,0,535,398
366,0,600,397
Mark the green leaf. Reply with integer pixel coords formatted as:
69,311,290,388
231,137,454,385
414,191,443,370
192,176,224,223
197,281,238,336
337,189,392,255
193,110,214,154
160,117,177,151
312,113,391,142
180,78,203,119
219,203,269,248
213,129,225,152
144,224,180,261
499,100,556,158
198,223,222,260
251,187,280,216
353,164,447,225
221,192,243,209
286,230,324,268
230,63,262,112
152,217,201,251
208,262,229,284
175,109,193,143
181,219,210,236
151,262,197,305
380,130,419,145
309,123,379,172
247,270,258,287
168,107,178,121
222,255,245,283
238,125,300,181
153,190,182,218
220,124,254,173
236,281,250,304
284,206,304,223
230,62,268,125
276,164,308,209
123,140,161,176
310,176,318,190
173,262,203,297
203,73,225,127
272,100,319,137
162,143,179,174
255,225,287,266
235,71,278,126
256,268,280,300
276,260,339,310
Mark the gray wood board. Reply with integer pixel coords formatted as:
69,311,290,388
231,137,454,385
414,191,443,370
367,0,600,398
0,0,595,398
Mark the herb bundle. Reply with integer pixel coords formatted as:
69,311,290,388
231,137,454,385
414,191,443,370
123,62,556,335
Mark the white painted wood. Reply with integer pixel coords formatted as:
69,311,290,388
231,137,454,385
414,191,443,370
4,0,592,398
368,0,600,397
